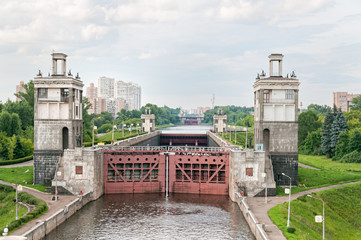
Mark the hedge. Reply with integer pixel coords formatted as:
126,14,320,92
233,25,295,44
0,155,33,166
0,185,48,234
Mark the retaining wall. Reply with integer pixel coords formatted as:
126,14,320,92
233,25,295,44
235,193,269,240
22,192,93,240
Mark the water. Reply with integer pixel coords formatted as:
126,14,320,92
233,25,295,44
45,194,255,240
160,125,212,134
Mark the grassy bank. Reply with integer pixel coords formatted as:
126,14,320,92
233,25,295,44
0,185,27,229
0,166,46,192
299,154,361,172
269,183,361,240
218,131,254,148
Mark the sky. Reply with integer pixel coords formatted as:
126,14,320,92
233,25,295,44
1,0,361,110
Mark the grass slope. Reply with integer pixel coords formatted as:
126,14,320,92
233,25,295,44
299,154,361,172
0,188,27,229
0,166,46,192
269,183,361,240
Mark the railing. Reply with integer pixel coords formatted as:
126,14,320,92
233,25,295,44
104,146,228,152
106,146,168,151
167,146,226,152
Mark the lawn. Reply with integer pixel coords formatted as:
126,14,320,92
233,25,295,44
218,131,254,148
0,187,27,230
299,154,361,172
269,183,361,240
97,130,146,142
0,166,46,192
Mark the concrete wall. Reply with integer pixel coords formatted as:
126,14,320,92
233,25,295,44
229,150,276,200
33,150,62,185
113,131,161,147
22,192,94,240
53,148,104,199
207,131,228,147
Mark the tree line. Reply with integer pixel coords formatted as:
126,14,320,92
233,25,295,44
299,97,361,163
203,106,254,127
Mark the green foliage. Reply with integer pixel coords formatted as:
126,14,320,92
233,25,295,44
82,97,92,143
97,123,113,134
287,227,296,234
13,80,34,111
300,129,321,155
203,106,253,125
340,150,361,163
0,155,33,166
21,126,34,143
7,135,16,160
330,111,348,149
351,95,361,111
298,110,321,146
334,131,349,160
218,131,254,148
4,99,34,130
299,154,361,173
307,104,330,115
348,128,361,153
321,110,335,157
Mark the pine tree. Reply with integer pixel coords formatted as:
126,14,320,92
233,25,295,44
321,110,335,157
330,111,348,152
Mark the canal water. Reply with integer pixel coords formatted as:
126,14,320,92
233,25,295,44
45,125,255,240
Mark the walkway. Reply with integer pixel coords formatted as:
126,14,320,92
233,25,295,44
298,162,320,170
247,180,361,240
0,180,77,236
0,160,33,168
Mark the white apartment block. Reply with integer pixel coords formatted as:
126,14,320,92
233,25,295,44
114,80,141,110
98,77,114,99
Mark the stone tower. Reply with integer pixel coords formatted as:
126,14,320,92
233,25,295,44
141,107,155,132
33,53,84,185
253,54,300,185
213,108,227,133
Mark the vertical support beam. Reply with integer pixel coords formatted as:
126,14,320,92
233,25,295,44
279,60,283,76
52,59,57,75
269,60,273,76
62,59,66,75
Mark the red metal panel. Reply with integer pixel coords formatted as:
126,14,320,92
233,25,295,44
103,150,229,195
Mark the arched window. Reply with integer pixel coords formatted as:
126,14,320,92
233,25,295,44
62,127,69,150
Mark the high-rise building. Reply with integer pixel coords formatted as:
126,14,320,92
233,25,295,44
333,92,359,112
114,80,141,110
86,83,98,114
15,81,26,101
98,77,114,99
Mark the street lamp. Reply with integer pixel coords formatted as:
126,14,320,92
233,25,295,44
307,194,325,240
137,123,139,135
130,123,134,134
112,125,117,144
228,125,231,141
16,169,29,220
92,126,97,147
122,123,126,137
282,172,292,227
244,127,248,149
233,126,236,144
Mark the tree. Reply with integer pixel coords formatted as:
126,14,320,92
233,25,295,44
10,113,22,136
334,131,349,160
351,95,361,111
14,80,34,109
298,110,321,146
348,129,361,153
302,129,322,155
330,111,348,151
82,97,92,142
0,111,12,136
4,100,33,129
307,104,330,115
321,110,335,157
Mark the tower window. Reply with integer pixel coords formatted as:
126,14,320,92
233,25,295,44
61,88,69,102
286,90,294,100
38,88,48,98
264,90,270,103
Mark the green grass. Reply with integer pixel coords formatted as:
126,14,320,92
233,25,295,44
97,130,146,142
269,183,361,240
0,187,27,230
299,154,361,172
218,131,254,148
0,166,47,192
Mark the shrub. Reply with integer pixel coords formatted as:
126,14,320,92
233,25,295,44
287,227,296,233
340,150,361,163
0,155,33,166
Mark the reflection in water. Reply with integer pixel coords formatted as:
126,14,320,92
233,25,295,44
160,125,212,134
45,194,254,240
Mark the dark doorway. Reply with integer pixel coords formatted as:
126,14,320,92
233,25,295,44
62,127,69,150
263,129,270,154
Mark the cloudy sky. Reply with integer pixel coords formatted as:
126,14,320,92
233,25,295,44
1,0,361,109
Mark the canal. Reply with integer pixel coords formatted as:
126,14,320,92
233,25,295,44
45,125,255,239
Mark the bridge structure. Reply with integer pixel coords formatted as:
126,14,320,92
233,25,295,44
179,114,204,125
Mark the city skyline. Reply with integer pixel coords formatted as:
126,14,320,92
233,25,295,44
1,0,361,109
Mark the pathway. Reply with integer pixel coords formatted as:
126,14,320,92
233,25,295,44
0,180,77,236
246,180,361,240
0,160,33,168
298,162,320,170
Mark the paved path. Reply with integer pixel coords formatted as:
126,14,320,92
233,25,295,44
246,180,361,240
0,160,33,168
298,162,320,170
0,180,77,236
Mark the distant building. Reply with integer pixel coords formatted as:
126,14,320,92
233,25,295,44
197,106,210,115
98,77,115,99
86,83,98,114
114,80,141,110
333,92,359,112
15,81,26,101
106,98,126,118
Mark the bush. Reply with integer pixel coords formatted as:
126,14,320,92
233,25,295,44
340,150,361,163
287,227,296,233
0,155,33,166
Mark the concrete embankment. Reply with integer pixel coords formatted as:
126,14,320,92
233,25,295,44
235,193,269,240
21,192,93,240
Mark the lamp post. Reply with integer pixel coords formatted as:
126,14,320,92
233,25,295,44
122,122,125,137
131,123,134,134
282,172,292,227
16,169,29,220
307,195,325,240
137,123,139,135
233,126,236,144
112,125,117,144
228,125,231,141
244,127,248,149
92,126,97,147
